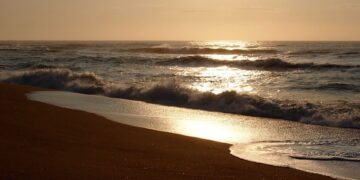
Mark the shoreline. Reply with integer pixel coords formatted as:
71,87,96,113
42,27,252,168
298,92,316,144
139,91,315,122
0,83,331,179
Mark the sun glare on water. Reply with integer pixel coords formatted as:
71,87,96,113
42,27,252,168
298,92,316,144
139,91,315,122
181,66,256,94
175,118,250,143
192,40,259,50
204,54,259,61
173,41,265,95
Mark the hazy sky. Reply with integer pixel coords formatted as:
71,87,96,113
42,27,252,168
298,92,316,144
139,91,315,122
1,0,360,41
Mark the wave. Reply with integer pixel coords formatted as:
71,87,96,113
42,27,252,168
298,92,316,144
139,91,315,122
288,138,360,162
0,69,106,94
289,49,360,58
1,68,359,129
338,51,360,55
0,45,57,53
294,83,360,92
156,56,360,70
289,156,360,162
15,63,59,69
288,50,334,55
125,47,278,54
318,83,360,92
236,139,360,163
0,47,45,52
337,51,360,58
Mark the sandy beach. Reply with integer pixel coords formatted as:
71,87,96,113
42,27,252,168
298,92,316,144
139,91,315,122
0,83,331,179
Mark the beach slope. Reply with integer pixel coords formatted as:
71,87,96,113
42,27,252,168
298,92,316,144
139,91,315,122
0,83,331,179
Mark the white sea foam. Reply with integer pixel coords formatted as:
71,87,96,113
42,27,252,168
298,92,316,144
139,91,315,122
231,140,360,180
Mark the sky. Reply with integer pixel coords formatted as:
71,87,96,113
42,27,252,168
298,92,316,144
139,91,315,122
0,0,360,41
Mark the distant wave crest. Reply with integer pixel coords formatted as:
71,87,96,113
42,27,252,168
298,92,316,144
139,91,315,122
125,47,278,54
288,50,334,55
157,56,360,70
288,49,360,59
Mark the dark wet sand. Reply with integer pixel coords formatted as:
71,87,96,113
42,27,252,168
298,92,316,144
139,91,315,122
0,83,332,179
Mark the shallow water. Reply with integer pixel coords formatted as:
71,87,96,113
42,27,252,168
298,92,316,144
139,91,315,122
29,91,360,180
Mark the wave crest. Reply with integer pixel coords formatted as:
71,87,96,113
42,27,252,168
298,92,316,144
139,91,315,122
157,56,360,70
0,69,106,94
125,47,278,54
288,50,333,55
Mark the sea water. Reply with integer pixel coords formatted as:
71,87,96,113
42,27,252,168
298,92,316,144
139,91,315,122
1,41,360,178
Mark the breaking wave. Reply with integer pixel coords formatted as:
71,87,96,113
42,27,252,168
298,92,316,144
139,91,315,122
289,49,360,58
125,47,278,54
157,56,360,70
288,50,334,55
1,68,360,129
0,69,106,94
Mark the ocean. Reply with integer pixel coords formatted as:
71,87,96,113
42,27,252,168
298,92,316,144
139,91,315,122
1,41,360,179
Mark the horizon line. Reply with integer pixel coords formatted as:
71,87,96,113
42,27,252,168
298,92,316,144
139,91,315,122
1,40,360,42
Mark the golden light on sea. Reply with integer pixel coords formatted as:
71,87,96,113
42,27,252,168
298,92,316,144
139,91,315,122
192,41,259,50
175,118,251,143
204,54,259,61
180,66,256,94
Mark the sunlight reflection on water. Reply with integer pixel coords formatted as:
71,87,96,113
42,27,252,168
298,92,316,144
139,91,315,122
175,117,251,142
177,66,261,94
203,54,259,61
191,40,260,50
